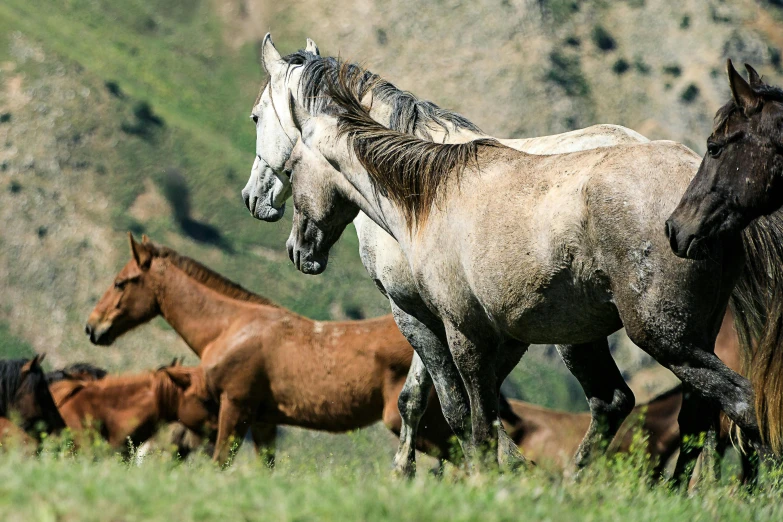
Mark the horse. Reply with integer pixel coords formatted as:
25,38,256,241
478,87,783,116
506,387,680,474
85,234,527,466
245,38,651,476
0,354,66,447
49,362,215,453
667,60,783,457
255,38,779,477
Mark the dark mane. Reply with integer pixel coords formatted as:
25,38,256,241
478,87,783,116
0,358,43,417
145,242,278,307
270,49,482,140
325,61,504,227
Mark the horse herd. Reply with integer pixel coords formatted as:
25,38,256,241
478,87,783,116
3,35,783,486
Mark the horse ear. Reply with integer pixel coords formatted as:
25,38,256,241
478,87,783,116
289,92,310,131
22,354,45,374
727,59,760,114
261,33,284,76
163,367,192,389
129,232,152,270
141,234,151,245
745,63,764,88
306,38,320,56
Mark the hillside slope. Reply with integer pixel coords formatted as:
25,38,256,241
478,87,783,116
0,0,778,405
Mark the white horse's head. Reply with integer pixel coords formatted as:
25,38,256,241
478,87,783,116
243,35,319,222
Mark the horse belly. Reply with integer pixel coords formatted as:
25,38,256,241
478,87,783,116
497,275,621,344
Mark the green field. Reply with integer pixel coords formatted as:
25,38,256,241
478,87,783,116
1,435,781,522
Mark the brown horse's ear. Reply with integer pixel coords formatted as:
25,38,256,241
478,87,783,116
745,64,764,88
141,234,151,245
128,232,152,270
727,59,761,114
163,367,192,389
22,353,45,374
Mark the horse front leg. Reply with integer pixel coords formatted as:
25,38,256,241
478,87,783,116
250,421,277,469
557,339,635,475
390,350,433,478
213,394,250,467
389,303,470,475
446,323,524,471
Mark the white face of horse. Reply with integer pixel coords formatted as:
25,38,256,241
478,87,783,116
243,36,319,222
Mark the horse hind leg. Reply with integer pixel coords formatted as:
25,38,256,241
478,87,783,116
250,421,277,469
390,351,432,478
557,339,635,474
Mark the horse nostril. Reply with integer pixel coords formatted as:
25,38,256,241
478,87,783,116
85,324,92,336
242,191,251,211
664,221,671,240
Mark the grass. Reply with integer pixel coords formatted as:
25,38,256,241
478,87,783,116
1,430,782,522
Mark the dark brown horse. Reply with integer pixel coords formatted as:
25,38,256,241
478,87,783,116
667,60,783,456
0,355,65,447
49,363,215,452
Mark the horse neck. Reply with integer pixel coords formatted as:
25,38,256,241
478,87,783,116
152,261,250,358
304,120,414,250
152,373,181,423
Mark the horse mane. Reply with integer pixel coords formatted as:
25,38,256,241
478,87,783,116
0,359,31,417
729,209,783,453
325,61,503,227
143,241,277,307
261,49,482,140
47,362,108,383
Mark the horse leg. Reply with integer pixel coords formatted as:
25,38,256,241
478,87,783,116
494,341,530,471
674,387,721,486
445,323,519,470
390,303,472,471
213,395,250,466
390,350,433,478
250,421,277,469
557,340,635,473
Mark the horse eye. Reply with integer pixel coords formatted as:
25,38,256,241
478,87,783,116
114,281,126,290
707,142,723,158
251,115,259,124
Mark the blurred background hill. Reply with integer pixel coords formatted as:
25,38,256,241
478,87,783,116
0,0,780,413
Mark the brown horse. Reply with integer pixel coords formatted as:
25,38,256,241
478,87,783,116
0,355,65,448
86,234,480,464
49,363,214,452
505,387,681,474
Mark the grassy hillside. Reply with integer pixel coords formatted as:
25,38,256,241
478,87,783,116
0,1,392,373
2,0,780,397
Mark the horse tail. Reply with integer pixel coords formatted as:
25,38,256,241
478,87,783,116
729,210,783,454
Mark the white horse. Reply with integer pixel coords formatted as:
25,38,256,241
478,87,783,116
245,39,659,475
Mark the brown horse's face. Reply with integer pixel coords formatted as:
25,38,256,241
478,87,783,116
16,355,67,435
85,234,159,345
666,62,783,258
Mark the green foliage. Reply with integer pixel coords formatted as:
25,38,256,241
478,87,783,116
613,58,631,75
681,83,700,104
0,323,35,359
547,50,591,97
592,25,617,52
